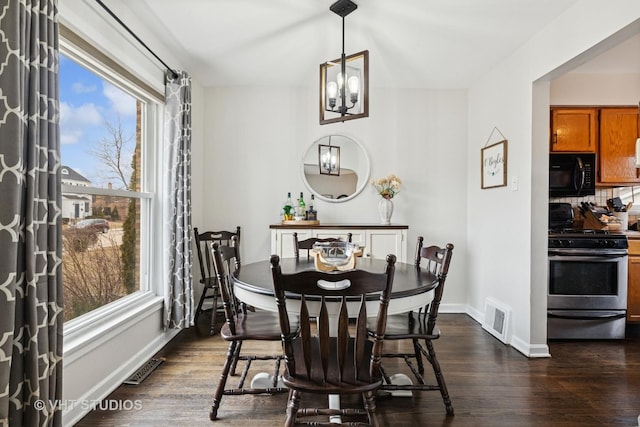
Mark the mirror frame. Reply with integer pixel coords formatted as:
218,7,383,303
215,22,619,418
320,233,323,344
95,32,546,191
301,134,370,203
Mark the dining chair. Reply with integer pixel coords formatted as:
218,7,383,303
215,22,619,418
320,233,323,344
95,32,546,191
293,231,352,260
270,253,396,426
193,226,241,335
368,236,455,415
209,239,290,421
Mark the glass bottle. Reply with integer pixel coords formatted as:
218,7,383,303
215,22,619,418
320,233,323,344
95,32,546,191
298,192,306,218
307,194,317,221
282,192,294,221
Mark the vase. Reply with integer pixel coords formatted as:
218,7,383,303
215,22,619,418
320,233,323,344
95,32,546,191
378,198,393,225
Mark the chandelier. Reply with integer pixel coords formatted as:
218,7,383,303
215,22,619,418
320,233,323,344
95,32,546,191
319,0,369,125
319,141,340,176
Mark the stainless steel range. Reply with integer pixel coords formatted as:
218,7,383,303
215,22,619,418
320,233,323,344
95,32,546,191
547,228,628,339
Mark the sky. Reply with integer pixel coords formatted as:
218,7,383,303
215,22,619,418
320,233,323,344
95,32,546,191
59,54,137,189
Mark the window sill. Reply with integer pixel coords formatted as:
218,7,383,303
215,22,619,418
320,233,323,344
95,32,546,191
63,292,164,364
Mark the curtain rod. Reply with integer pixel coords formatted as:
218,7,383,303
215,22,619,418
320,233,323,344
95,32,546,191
94,0,179,79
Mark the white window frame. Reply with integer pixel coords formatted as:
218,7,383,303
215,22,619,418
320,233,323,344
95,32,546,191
59,28,165,351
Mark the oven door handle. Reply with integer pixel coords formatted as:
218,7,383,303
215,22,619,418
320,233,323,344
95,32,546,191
548,251,628,259
573,156,586,194
548,310,626,320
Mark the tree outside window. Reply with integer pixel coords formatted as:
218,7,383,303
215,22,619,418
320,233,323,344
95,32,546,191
60,53,143,321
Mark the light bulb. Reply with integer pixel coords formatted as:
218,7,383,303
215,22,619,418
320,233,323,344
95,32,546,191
326,81,338,109
347,76,359,94
327,81,338,100
348,76,359,104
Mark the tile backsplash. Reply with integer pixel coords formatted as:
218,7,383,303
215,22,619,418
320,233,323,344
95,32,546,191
550,188,638,229
549,187,619,207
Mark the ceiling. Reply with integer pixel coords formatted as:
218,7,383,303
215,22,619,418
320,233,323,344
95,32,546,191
125,0,633,89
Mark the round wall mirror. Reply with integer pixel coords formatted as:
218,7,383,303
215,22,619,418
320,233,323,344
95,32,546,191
301,135,370,203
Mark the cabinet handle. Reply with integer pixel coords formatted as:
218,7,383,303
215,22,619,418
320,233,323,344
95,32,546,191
552,132,557,145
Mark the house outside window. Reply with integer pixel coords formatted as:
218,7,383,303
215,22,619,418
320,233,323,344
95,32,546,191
60,166,91,221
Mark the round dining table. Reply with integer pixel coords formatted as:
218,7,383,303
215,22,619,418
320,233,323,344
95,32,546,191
231,256,439,423
231,256,439,316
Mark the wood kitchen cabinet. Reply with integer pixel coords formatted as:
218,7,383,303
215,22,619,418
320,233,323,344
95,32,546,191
550,108,597,153
628,237,640,323
598,108,640,185
270,224,408,262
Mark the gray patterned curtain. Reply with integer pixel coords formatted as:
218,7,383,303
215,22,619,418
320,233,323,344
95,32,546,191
0,0,63,426
163,71,193,329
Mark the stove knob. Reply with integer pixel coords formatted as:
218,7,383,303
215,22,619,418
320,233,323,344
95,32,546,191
562,240,571,247
607,240,617,248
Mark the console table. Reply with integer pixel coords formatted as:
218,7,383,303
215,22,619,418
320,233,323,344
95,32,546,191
269,223,409,262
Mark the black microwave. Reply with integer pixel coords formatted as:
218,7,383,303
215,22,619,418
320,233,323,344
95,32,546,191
549,153,596,197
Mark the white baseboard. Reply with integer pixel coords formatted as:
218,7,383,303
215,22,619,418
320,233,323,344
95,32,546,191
511,335,551,358
439,303,468,314
446,303,550,359
465,304,484,322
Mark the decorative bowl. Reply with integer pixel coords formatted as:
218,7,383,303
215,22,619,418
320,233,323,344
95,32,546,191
311,241,362,270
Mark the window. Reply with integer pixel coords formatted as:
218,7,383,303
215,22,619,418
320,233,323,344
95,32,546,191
59,36,158,322
619,188,640,215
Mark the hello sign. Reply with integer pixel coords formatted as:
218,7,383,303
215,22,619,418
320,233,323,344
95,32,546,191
481,139,508,189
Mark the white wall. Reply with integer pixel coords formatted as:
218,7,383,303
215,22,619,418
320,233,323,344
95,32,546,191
468,0,640,356
200,86,469,308
551,73,640,104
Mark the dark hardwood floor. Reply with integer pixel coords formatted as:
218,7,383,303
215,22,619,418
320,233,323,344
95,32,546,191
75,314,640,426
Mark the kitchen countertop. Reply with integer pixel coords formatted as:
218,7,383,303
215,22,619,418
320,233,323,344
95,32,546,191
625,230,640,240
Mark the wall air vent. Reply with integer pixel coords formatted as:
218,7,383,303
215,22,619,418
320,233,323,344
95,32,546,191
123,357,164,385
482,298,511,344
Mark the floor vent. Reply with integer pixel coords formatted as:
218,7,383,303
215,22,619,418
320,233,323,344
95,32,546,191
123,357,164,385
482,298,511,344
